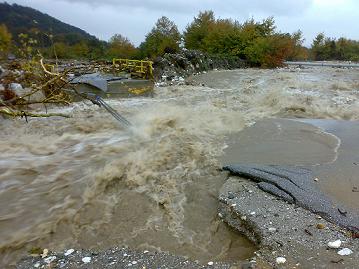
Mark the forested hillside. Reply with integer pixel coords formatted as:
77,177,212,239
0,2,106,58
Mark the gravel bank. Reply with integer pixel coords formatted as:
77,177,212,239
218,176,359,269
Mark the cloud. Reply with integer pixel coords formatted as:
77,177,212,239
53,0,313,16
4,0,359,46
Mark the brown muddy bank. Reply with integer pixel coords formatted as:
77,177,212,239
3,66,359,268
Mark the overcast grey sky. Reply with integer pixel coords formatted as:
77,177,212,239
5,0,359,46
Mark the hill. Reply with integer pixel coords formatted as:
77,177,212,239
0,2,101,47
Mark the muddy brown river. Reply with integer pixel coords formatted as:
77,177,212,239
1,66,359,267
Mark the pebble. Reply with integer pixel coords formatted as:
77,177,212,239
143,250,149,254
208,261,214,266
250,211,256,216
316,223,325,229
34,262,40,268
230,203,237,208
82,257,91,263
328,240,341,249
276,257,286,264
268,227,277,232
132,261,138,265
337,248,353,256
241,215,247,221
64,249,75,256
44,256,57,264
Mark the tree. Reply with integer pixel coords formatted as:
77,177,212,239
140,16,181,58
184,10,215,50
72,41,89,58
107,34,137,59
0,24,12,57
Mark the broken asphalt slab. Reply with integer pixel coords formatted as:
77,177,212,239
219,168,359,268
223,164,359,233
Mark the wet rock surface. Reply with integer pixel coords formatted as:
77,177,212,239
223,164,359,233
219,176,359,268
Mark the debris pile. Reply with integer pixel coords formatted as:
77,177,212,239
153,49,247,86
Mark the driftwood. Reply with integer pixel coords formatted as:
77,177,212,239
0,57,74,120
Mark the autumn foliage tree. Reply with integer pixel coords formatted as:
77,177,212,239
183,12,305,67
310,33,359,61
139,16,181,58
107,34,137,59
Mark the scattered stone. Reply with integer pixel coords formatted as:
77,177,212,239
316,223,326,229
328,240,342,249
131,261,138,265
268,227,277,232
276,257,286,264
82,256,91,263
44,256,56,264
64,249,75,256
337,248,353,256
207,261,214,266
10,83,25,95
250,211,256,216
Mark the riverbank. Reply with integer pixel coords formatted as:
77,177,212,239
4,66,359,268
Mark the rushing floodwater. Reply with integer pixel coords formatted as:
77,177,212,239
1,66,359,267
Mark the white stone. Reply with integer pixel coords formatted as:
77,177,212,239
328,240,342,249
337,248,353,256
132,261,137,265
143,250,149,254
268,227,277,232
276,257,286,264
34,262,40,268
82,257,91,263
241,215,247,221
250,211,256,216
207,261,214,266
44,256,56,264
64,249,75,256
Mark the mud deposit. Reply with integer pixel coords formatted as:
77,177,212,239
2,67,359,267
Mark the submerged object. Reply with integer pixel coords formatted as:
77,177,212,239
70,72,154,99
